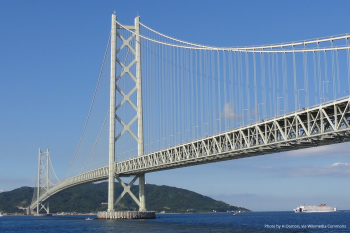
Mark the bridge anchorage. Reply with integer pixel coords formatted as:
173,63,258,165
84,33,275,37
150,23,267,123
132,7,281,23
28,12,350,218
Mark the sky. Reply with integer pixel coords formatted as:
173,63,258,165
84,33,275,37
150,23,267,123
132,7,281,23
1,0,350,211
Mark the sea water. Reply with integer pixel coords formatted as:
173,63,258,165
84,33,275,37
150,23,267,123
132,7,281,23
0,211,349,232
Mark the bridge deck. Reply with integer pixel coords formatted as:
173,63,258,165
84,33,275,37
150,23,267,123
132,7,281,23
116,96,350,175
30,96,350,209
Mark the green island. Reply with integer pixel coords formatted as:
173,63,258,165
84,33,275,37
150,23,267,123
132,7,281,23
0,182,251,214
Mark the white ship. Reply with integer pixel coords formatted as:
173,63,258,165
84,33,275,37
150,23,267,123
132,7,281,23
294,204,336,213
0,211,3,217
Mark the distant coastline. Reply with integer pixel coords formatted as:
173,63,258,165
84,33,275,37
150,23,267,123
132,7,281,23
0,183,251,214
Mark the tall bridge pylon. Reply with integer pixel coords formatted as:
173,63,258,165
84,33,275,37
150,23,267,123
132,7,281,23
108,13,145,212
31,148,50,215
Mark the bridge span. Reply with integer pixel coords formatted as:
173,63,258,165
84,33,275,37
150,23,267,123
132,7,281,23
30,13,350,215
30,95,350,211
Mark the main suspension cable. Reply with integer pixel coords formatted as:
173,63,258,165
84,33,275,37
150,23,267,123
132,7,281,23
49,156,61,183
80,108,110,173
120,21,350,52
62,33,111,180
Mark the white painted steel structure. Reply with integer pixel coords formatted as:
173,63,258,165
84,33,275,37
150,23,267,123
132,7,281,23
108,12,117,213
29,96,350,211
31,149,51,214
30,13,350,213
115,97,350,175
109,14,146,212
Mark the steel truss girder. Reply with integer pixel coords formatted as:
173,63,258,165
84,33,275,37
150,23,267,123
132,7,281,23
29,165,110,210
116,97,350,175
30,97,350,210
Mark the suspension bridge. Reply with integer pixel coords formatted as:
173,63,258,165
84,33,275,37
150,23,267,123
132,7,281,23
29,13,350,217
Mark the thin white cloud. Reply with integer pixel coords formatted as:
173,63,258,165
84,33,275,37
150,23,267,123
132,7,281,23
222,102,257,120
0,189,4,193
330,162,350,167
284,142,350,157
222,102,240,120
259,162,350,177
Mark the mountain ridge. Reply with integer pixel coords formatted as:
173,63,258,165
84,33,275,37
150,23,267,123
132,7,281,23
0,182,251,213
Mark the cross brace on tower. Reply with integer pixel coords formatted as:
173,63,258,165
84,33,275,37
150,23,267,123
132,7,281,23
108,13,146,212
33,148,50,215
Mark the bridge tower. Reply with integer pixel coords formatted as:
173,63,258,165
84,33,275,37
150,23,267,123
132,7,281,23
108,13,146,212
32,148,50,215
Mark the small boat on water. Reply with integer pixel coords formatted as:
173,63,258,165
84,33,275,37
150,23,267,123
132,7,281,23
85,217,93,220
294,204,336,213
232,210,241,215
0,211,3,217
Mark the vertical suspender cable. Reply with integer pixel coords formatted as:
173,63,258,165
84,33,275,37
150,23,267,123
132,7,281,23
272,52,276,116
331,40,336,100
245,52,250,125
159,41,162,149
205,50,209,135
199,49,203,137
317,43,322,104
276,52,280,116
191,49,194,140
212,50,216,134
293,48,297,110
260,52,266,118
229,51,234,129
165,36,168,148
235,52,238,127
217,50,221,132
253,51,257,122
347,38,350,94
303,47,309,108
305,50,309,108
183,48,186,142
189,49,192,140
177,40,180,143
239,52,243,125
284,51,289,114
223,51,227,130
180,43,182,143
267,52,272,117
323,49,328,101
282,52,286,114
195,49,198,139
161,34,164,149
173,45,176,146
149,30,153,152
313,51,317,104
336,48,340,98
145,31,149,153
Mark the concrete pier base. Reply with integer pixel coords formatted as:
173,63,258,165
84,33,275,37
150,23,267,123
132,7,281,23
33,213,52,217
97,211,156,219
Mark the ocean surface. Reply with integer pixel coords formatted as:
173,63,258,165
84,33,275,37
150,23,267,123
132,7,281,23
1,211,350,232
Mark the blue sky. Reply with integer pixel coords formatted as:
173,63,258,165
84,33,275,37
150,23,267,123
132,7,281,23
1,1,350,211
